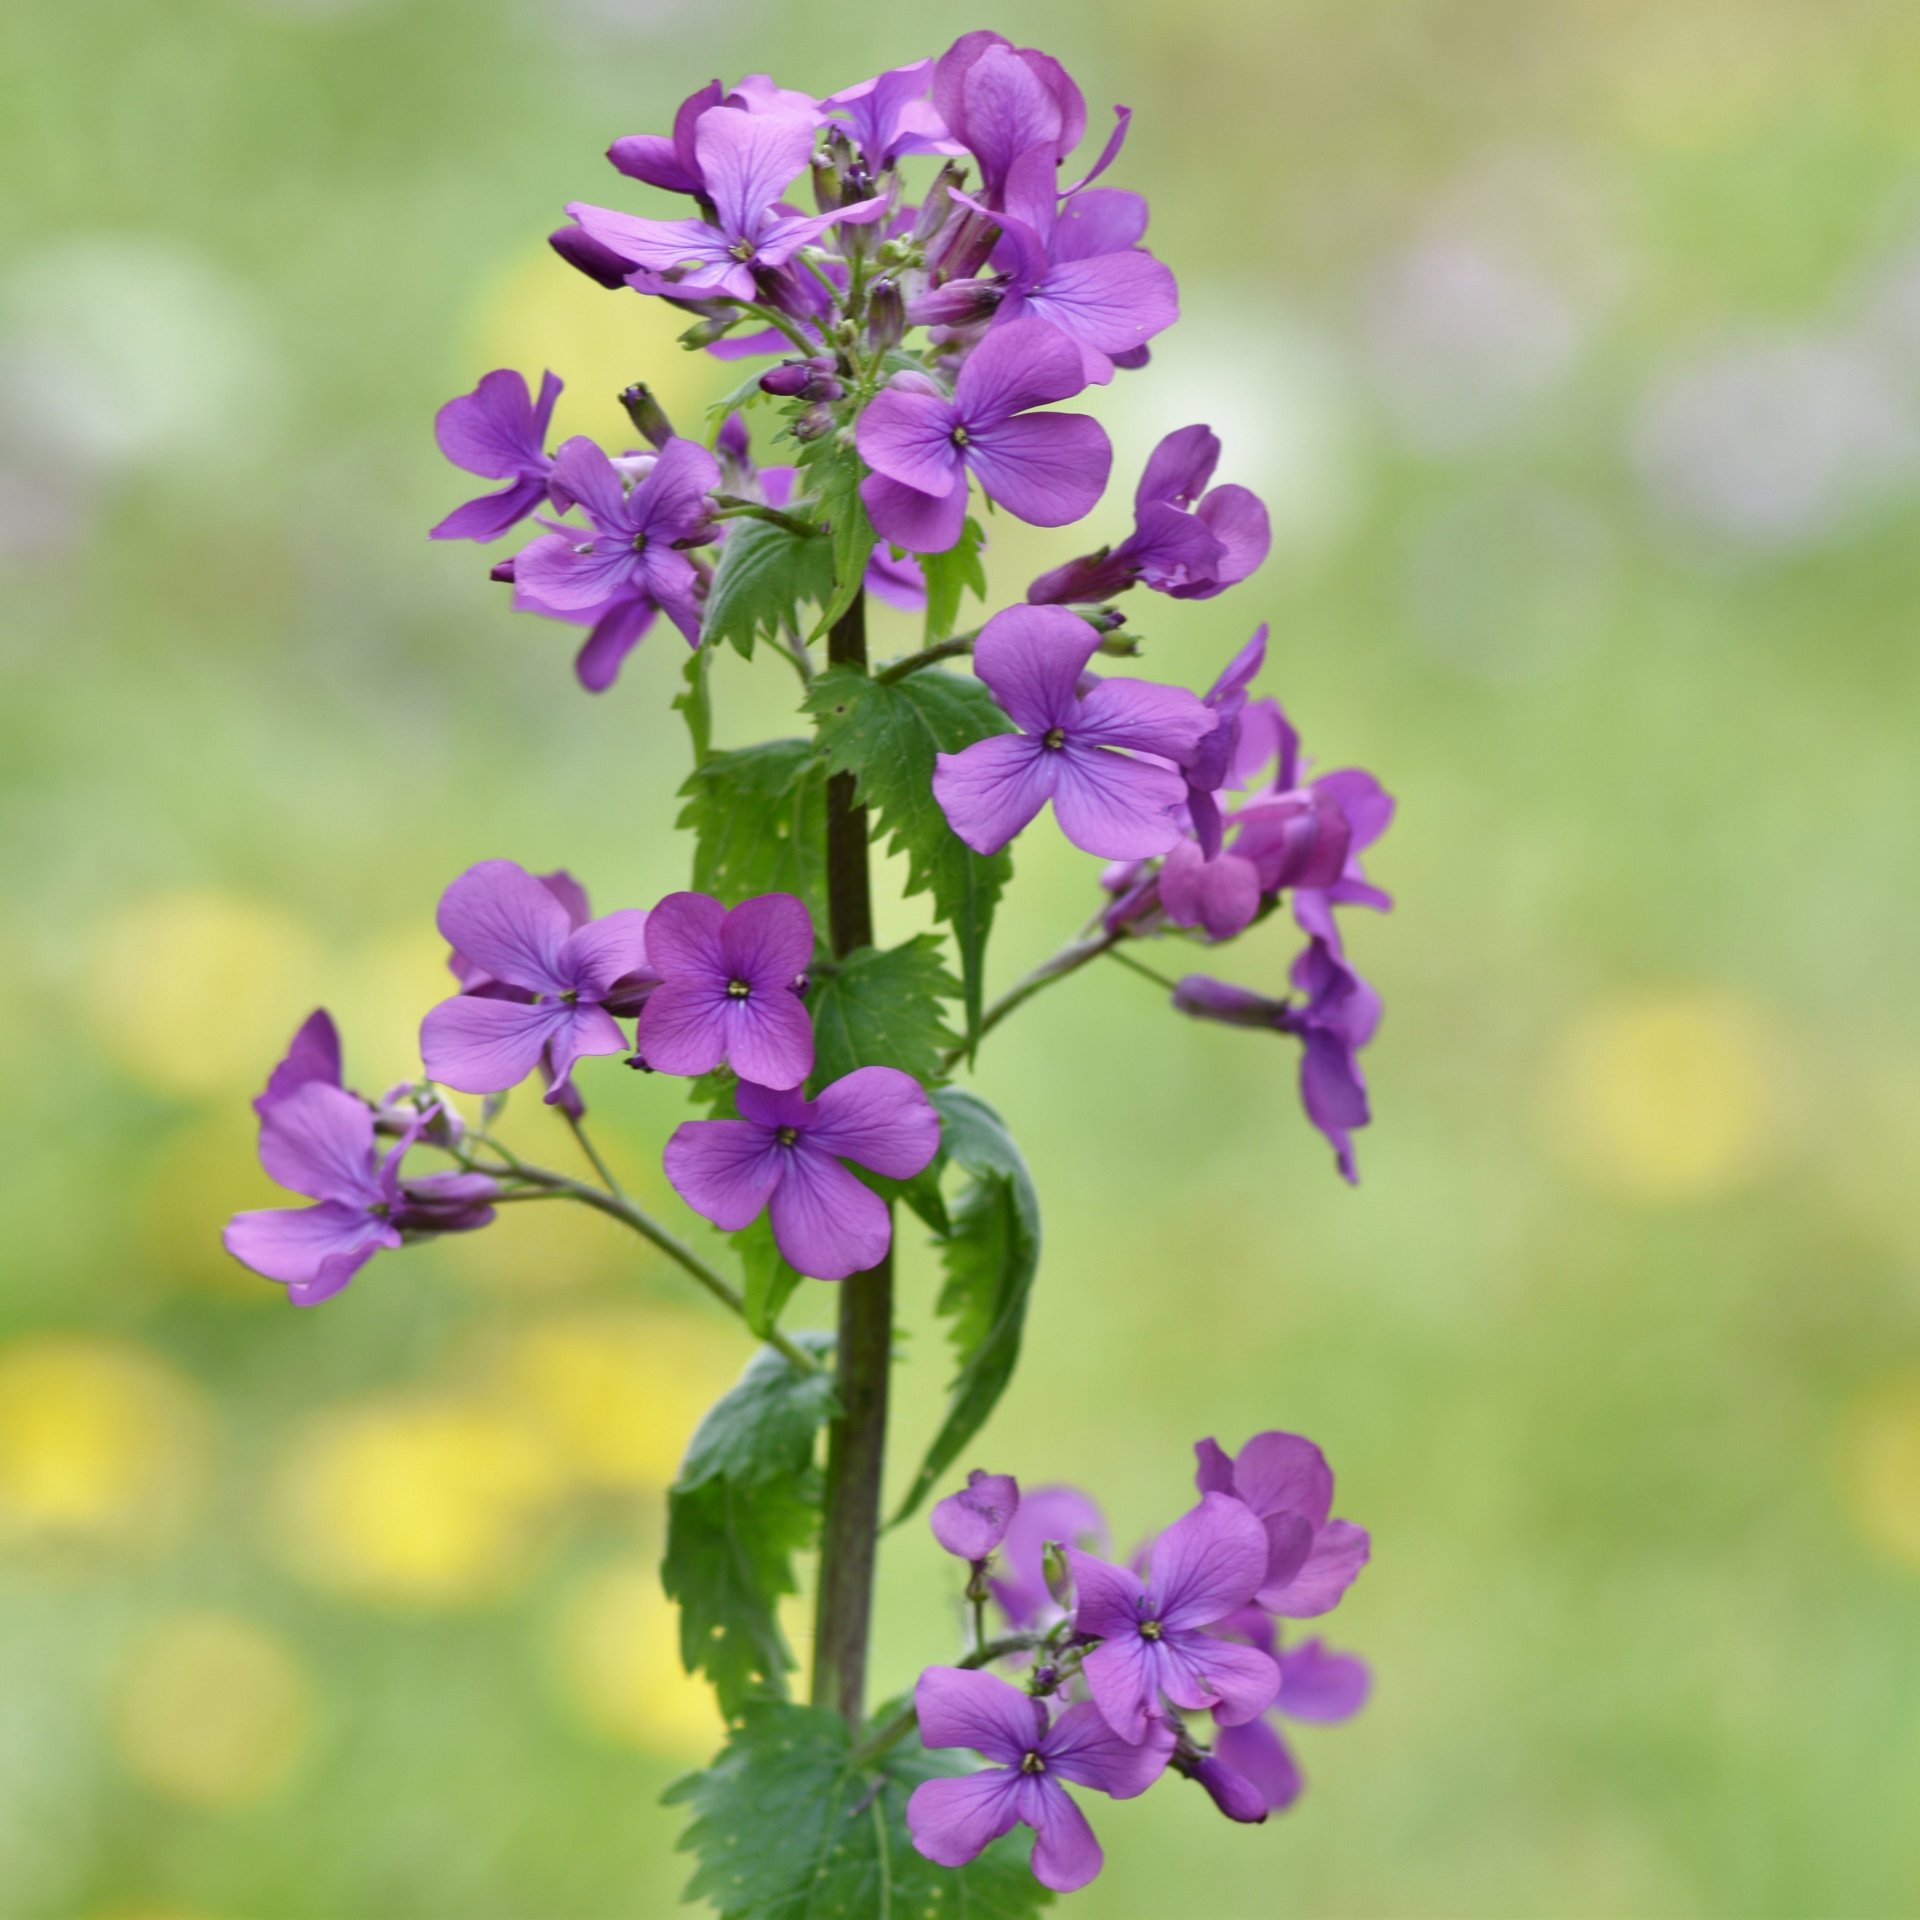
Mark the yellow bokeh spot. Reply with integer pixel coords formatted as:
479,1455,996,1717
136,1107,286,1302
272,1395,562,1606
1840,1375,1920,1574
471,248,734,450
459,1183,636,1295
553,1560,721,1757
0,1338,210,1551
1546,987,1784,1203
113,1613,311,1809
83,889,322,1099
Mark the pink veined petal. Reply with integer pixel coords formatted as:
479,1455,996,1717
637,547,703,647
1074,675,1215,760
1277,1640,1373,1723
421,994,572,1094
1213,1716,1305,1812
767,1144,891,1280
643,891,730,977
1158,841,1262,942
859,470,971,554
1135,424,1221,510
1040,1702,1174,1799
1170,483,1271,597
223,1201,395,1289
691,107,818,236
573,597,657,692
1156,1631,1281,1725
509,533,641,615
720,988,814,1091
914,1665,1047,1764
856,386,965,496
433,370,542,477
562,204,742,286
754,203,888,270
955,45,1065,195
435,859,575,994
735,1080,813,1131
1024,1778,1105,1894
954,315,1092,422
662,1118,785,1232
931,734,1057,856
1054,186,1149,261
971,603,1100,732
1079,1633,1157,1746
633,977,732,1078
1061,1548,1145,1640
633,436,720,541
719,892,815,986
1026,250,1179,361
430,475,548,543
1230,1431,1336,1526
546,436,634,533
905,1771,1024,1871
541,1004,629,1100
559,908,652,1001
256,1082,380,1205
255,1008,342,1117
805,1066,941,1178
1262,1519,1371,1617
1049,743,1188,859
965,411,1112,527
1150,1493,1273,1630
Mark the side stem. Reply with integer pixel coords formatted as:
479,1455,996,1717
812,588,893,1727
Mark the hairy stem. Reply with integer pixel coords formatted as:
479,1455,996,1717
812,587,894,1728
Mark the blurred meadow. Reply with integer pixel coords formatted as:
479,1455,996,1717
5,0,1920,1914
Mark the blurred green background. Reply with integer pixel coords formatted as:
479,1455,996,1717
5,0,1920,1914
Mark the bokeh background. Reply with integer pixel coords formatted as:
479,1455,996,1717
5,0,1920,1914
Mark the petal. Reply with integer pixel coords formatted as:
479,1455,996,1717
930,1470,1021,1561
1310,768,1396,853
633,977,731,1078
767,1144,890,1280
287,1245,379,1308
257,1082,380,1205
1263,1519,1371,1618
952,46,1065,195
1193,1437,1237,1497
1135,425,1221,510
856,386,964,496
932,734,1056,856
734,1080,814,1130
1159,842,1262,942
1150,1493,1272,1630
633,435,720,542
806,1065,942,1178
859,471,970,554
954,315,1092,421
435,859,574,994
966,411,1111,526
721,988,815,1091
1181,483,1270,592
972,602,1101,732
560,908,653,1001
573,597,657,692
607,131,701,194
1189,1752,1272,1824
1041,1702,1174,1799
1225,1432,1335,1527
1123,501,1230,593
511,532,641,616
914,1665,1046,1764
1025,1779,1104,1894
691,107,817,235
541,1005,629,1099
662,1118,783,1232
1074,675,1215,760
1213,1717,1305,1811
905,1771,1024,1870
1054,187,1149,262
1049,744,1188,859
720,892,816,988
1026,250,1179,361
1062,1547,1145,1640
1277,1640,1373,1723
642,891,729,978
1157,1632,1282,1725
1080,1634,1157,1746
421,995,571,1094
563,203,740,281
546,435,633,533
223,1201,393,1289
254,1009,343,1118
991,1484,1108,1627
430,476,548,543
432,370,545,478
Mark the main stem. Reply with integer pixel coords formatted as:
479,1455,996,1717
812,587,892,1728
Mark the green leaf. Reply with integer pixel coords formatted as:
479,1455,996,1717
662,1341,838,1716
892,1089,1042,1528
798,436,874,640
702,516,834,659
677,738,828,922
675,642,714,765
666,1701,1052,1919
804,667,1013,1050
918,517,988,647
807,935,960,1089
735,1214,806,1338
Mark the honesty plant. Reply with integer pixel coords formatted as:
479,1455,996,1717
226,31,1395,1907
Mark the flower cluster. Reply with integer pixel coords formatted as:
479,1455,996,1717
910,1433,1371,1892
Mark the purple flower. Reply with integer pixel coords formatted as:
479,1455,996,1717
254,1007,344,1118
823,60,959,172
662,1068,939,1280
931,604,1214,860
1202,1625,1372,1818
419,860,655,1103
224,1083,496,1307
511,436,720,679
634,890,815,1090
906,1666,1172,1894
932,1470,1021,1561
1028,424,1270,604
993,1484,1108,1628
606,75,822,196
1193,1431,1371,1617
1067,1493,1283,1744
932,32,1087,204
856,318,1113,555
566,109,885,303
429,369,561,543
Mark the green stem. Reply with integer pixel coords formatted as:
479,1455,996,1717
738,301,819,355
709,498,821,540
874,632,978,683
563,1109,627,1200
939,927,1122,1073
848,1635,1044,1767
1104,946,1182,994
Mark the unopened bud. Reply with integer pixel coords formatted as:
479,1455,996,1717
792,403,836,443
866,276,906,352
759,357,843,402
620,383,676,447
1095,628,1141,655
911,164,965,247
1042,1540,1073,1612
679,314,739,351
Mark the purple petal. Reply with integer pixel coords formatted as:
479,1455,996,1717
433,370,551,479
632,978,731,1078
948,44,1066,197
1158,842,1262,942
735,1080,813,1130
806,1066,941,1178
1190,1752,1272,1823
1025,1778,1104,1894
720,988,814,1091
1080,1633,1157,1746
971,603,1100,731
1193,1437,1237,1497
574,598,658,692
541,1005,629,1100
954,315,1092,422
223,1201,393,1291
905,1770,1023,1870
1278,1640,1373,1723
546,436,633,533
1178,483,1271,594
559,909,653,1001
435,859,574,995
633,436,721,541
1262,1519,1371,1617
932,734,1056,856
692,107,818,236
768,1143,890,1279
431,476,549,544
1225,1432,1335,1527
966,411,1112,526
1062,1548,1145,1640
562,204,743,289
1149,1493,1271,1631
662,1118,783,1232
642,890,729,977
1122,501,1229,593
1054,187,1148,262
1262,1513,1316,1595
1040,1701,1173,1799
1135,425,1221,510
1049,743,1188,859
1156,1631,1281,1725
931,1470,1020,1561
254,1009,342,1118
719,892,815,988
256,1082,380,1206
1311,768,1396,853
914,1665,1046,1765
1074,675,1214,760
421,994,571,1094
549,223,634,289
991,1485,1107,1627
1025,250,1179,369
1213,1717,1304,1812
859,471,971,554
607,131,701,194
856,386,964,496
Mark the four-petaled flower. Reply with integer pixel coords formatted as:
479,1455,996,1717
635,890,816,1091
1066,1492,1283,1744
932,604,1214,859
856,318,1113,554
419,860,655,1102
906,1666,1173,1893
663,1068,939,1280
430,369,562,543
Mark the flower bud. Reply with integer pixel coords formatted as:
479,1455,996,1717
1184,1753,1270,1824
792,403,836,443
911,163,964,247
866,276,906,352
759,356,844,402
1042,1540,1074,1613
548,225,631,291
620,383,676,448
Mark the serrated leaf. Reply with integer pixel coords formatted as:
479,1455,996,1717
663,1342,839,1716
677,738,828,923
807,935,960,1090
805,667,1012,1049
703,516,834,659
666,1701,1053,1919
918,517,987,646
892,1089,1041,1528
798,437,874,640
